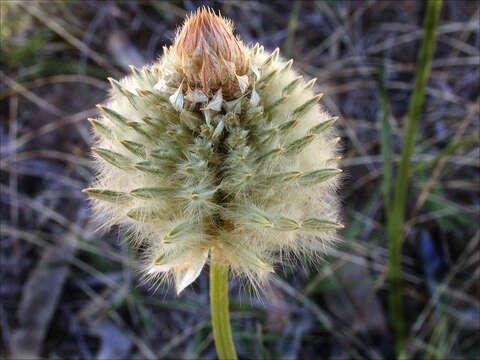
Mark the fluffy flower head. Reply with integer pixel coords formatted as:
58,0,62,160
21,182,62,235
84,8,342,294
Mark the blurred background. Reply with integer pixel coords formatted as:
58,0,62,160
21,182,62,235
1,1,479,359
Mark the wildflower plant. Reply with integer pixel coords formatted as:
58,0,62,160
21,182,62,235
84,7,342,359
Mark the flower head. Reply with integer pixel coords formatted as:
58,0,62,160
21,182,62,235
169,7,249,97
84,8,342,294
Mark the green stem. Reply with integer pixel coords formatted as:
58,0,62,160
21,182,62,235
387,0,443,357
210,257,237,360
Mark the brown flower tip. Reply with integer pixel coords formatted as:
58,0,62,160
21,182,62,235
171,7,250,96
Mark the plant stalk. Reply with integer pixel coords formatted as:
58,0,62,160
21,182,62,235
210,255,237,360
387,0,443,357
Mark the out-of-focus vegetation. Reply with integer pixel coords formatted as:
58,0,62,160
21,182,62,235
1,1,478,359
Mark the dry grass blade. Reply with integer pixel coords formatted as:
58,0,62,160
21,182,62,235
1,108,97,154
18,2,121,77
0,74,108,100
1,71,64,116
406,101,479,227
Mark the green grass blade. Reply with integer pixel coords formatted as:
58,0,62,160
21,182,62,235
387,0,443,357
